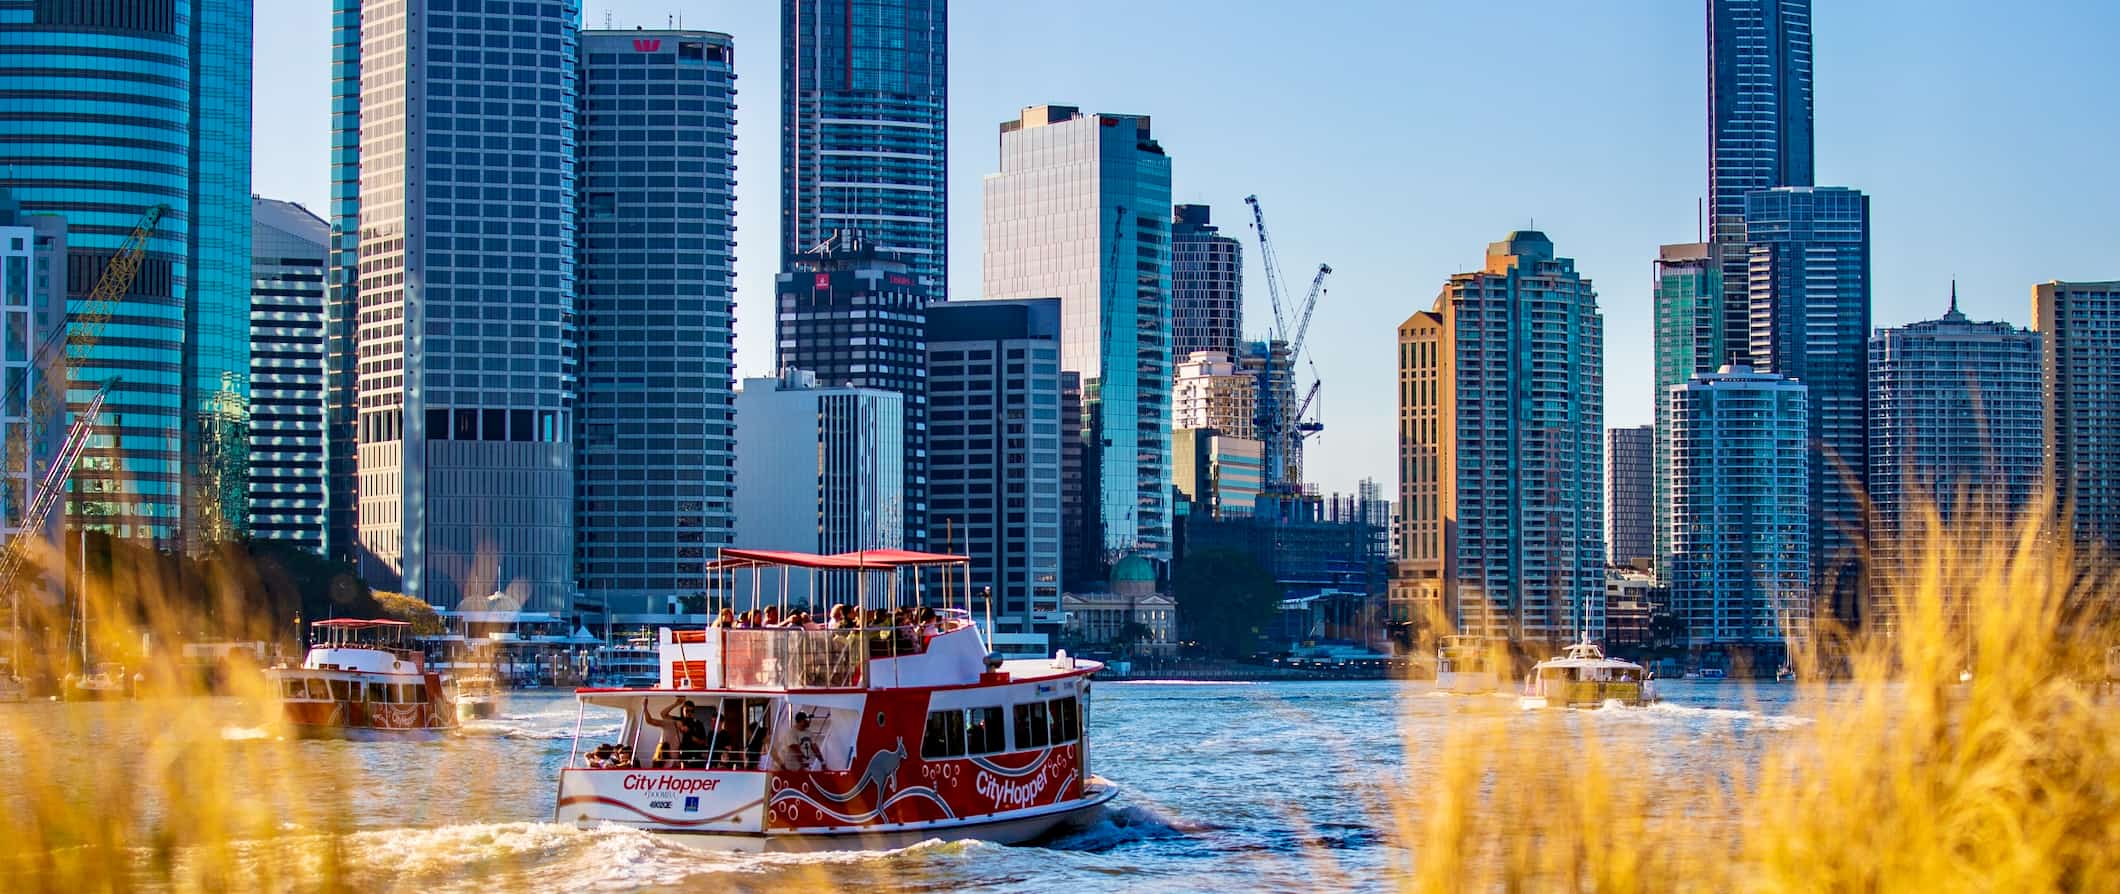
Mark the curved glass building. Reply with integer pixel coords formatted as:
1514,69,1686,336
0,0,253,544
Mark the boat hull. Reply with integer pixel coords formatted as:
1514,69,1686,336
567,776,1119,852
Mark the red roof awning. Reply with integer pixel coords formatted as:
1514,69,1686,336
313,618,411,629
702,548,970,571
824,549,969,568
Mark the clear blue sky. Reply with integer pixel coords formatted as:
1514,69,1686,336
254,1,2120,498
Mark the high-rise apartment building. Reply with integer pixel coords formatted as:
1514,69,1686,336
346,0,579,612
1172,428,1264,518
733,369,903,565
983,105,1173,566
248,198,330,553
1667,365,1810,659
0,0,254,544
1605,425,1654,568
0,195,66,555
1171,204,1242,360
575,30,740,618
776,231,928,550
1172,351,1257,440
925,298,1063,649
2033,280,2120,552
1396,231,1605,646
1868,289,2042,632
1709,0,1814,367
1652,242,1721,573
782,0,947,293
1745,186,1870,623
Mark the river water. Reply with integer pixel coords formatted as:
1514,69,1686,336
18,679,1819,892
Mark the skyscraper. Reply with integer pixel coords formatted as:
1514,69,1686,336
776,231,929,550
347,0,579,612
0,0,255,544
1397,231,1605,646
0,195,67,555
983,105,1173,566
1172,351,1257,440
1239,338,1299,486
1651,242,1722,574
1709,0,1814,366
733,369,903,565
925,298,1063,651
1867,288,2042,632
1667,365,1810,661
1745,186,1870,623
249,198,330,553
1170,204,1242,361
1172,428,1264,519
325,0,362,564
577,30,740,618
1605,425,1654,568
2033,280,2120,552
782,0,947,293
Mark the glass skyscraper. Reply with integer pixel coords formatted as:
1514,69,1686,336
1745,185,1870,624
1867,290,2042,634
575,29,739,620
1709,0,1813,368
1651,241,1721,574
325,0,362,563
0,0,253,545
983,105,1173,567
346,0,579,613
1170,204,1242,361
249,197,330,553
781,0,947,294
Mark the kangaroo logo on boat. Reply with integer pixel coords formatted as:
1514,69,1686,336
816,738,906,803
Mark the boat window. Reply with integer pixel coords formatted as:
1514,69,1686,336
412,683,429,703
1013,701,1050,749
366,682,386,703
305,678,331,700
283,678,306,700
394,684,413,704
966,706,1005,755
329,679,352,701
922,709,966,759
1049,696,1081,744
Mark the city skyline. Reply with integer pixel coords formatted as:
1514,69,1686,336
248,1,2120,498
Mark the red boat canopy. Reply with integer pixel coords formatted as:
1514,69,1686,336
703,548,969,571
313,618,411,629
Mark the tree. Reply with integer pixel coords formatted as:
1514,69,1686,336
1172,548,1283,658
372,591,444,636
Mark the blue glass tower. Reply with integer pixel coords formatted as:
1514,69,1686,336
0,0,253,545
1745,185,1870,624
325,0,361,563
782,0,947,294
1709,0,1813,368
576,30,739,618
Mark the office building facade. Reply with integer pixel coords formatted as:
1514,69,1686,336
926,298,1063,648
325,0,362,563
983,105,1173,565
1745,185,1870,622
1605,424,1653,568
348,0,580,612
1652,242,1721,573
1397,231,1606,646
576,30,739,617
1867,290,2041,631
781,0,947,293
0,197,66,550
1172,428,1264,519
776,230,928,549
1709,0,1814,367
733,369,903,561
0,0,254,544
1172,351,1257,440
248,198,330,552
2034,280,2120,552
1666,365,1810,656
1170,204,1242,360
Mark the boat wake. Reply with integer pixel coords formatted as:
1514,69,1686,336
457,720,620,741
1045,801,1203,852
1616,701,1812,730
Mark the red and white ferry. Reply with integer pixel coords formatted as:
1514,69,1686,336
553,549,1117,850
269,619,458,738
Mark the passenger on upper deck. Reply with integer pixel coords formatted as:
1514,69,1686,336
713,608,735,628
763,606,782,627
915,607,943,642
830,605,855,629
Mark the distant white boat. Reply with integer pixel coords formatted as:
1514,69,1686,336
1435,635,1501,694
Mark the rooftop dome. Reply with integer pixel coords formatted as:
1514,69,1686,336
1110,553,1156,586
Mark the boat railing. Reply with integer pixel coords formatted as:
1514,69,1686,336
666,620,977,691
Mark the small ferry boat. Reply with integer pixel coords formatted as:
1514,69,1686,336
1520,640,1654,709
594,638,661,689
554,548,1118,850
269,619,457,737
65,661,133,701
0,672,26,703
454,674,501,719
1435,634,1502,694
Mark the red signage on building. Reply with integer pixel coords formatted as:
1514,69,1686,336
814,273,831,290
634,39,662,52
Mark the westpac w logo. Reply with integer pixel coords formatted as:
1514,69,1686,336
634,38,662,52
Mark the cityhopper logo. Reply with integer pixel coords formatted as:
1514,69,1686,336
634,38,662,52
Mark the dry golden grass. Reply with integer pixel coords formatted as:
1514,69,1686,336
1395,495,2120,892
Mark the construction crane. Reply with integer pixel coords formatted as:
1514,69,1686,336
1241,195,1330,492
0,204,165,593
